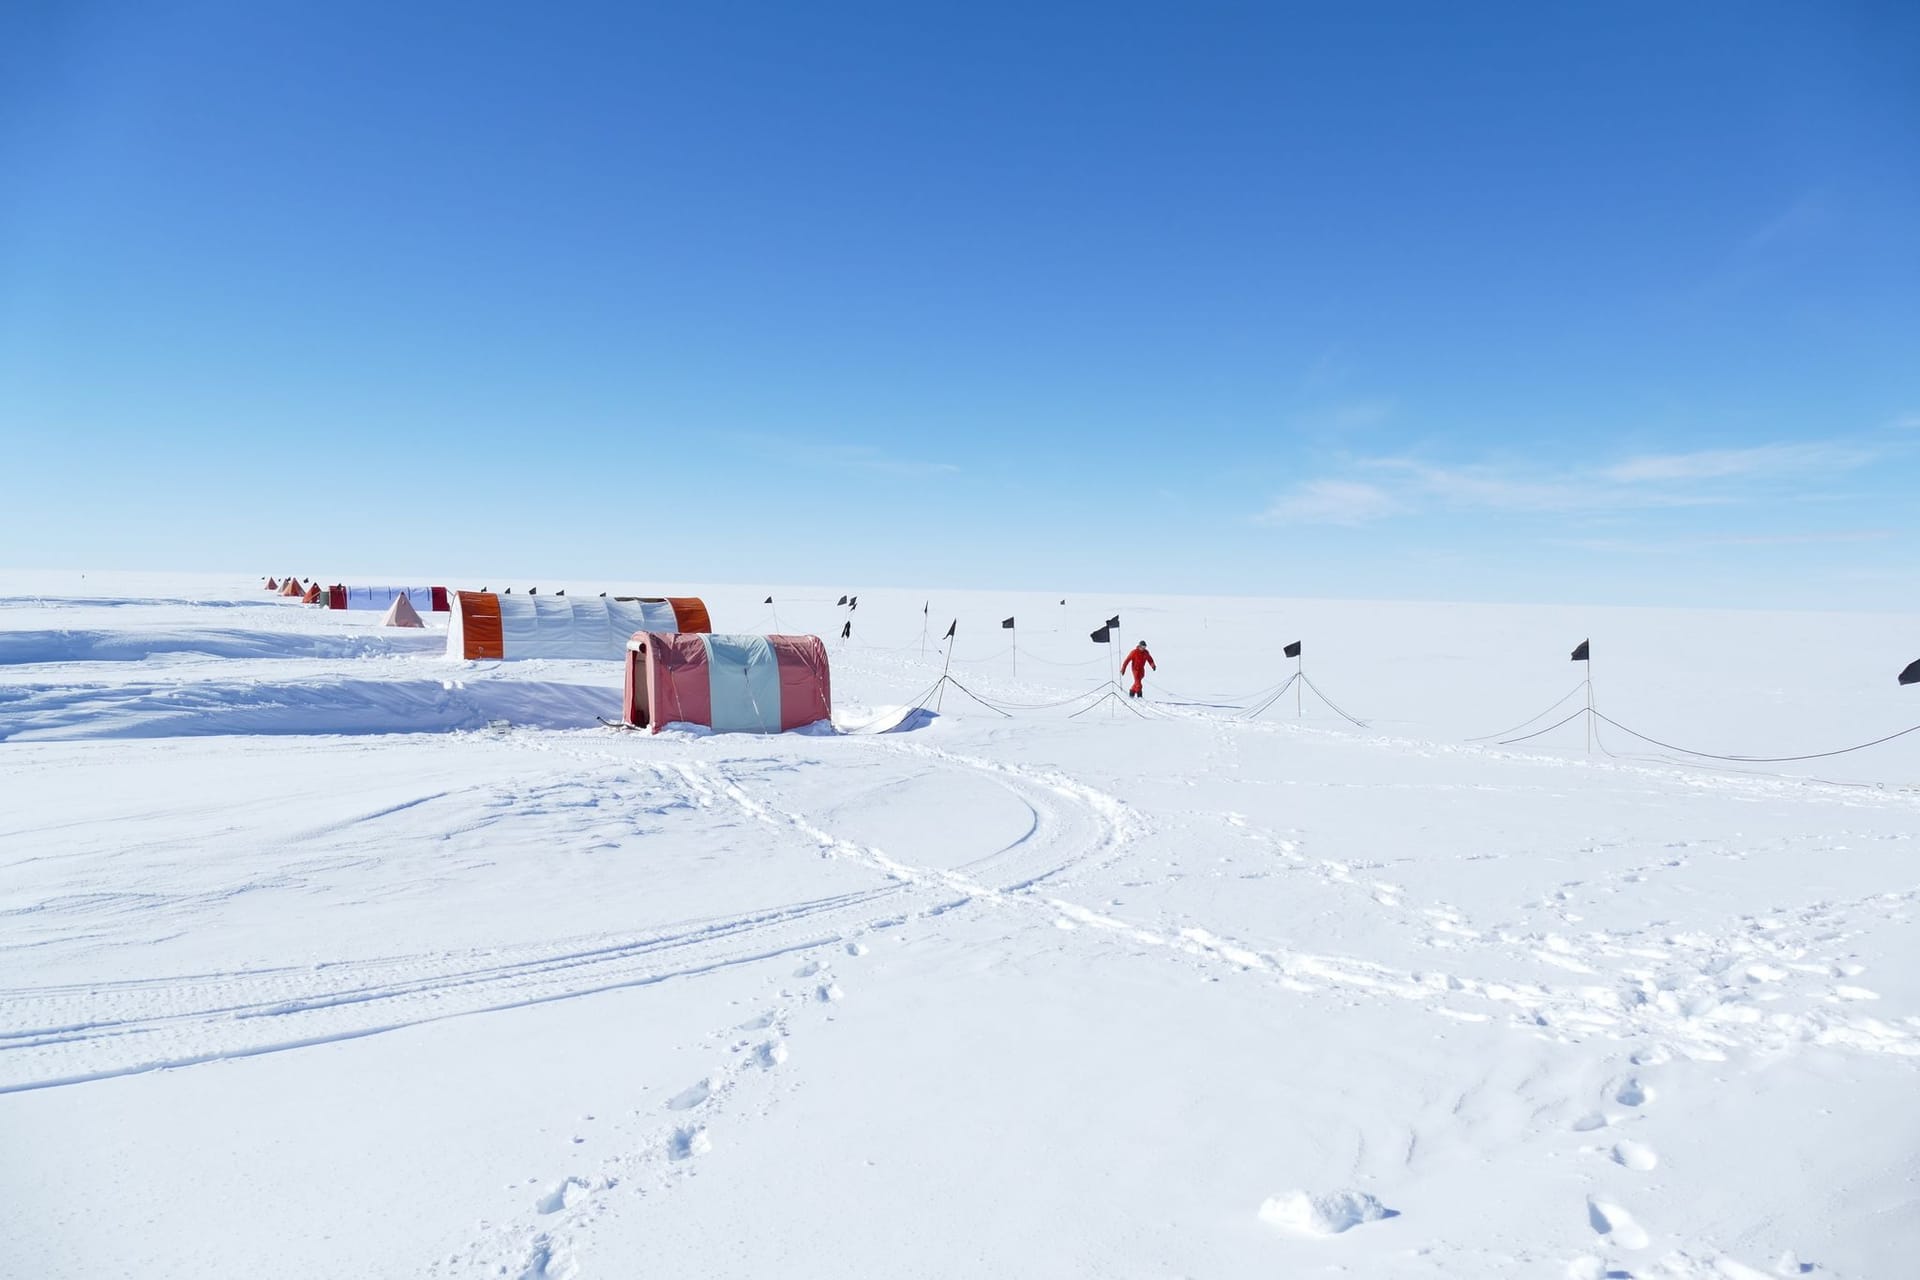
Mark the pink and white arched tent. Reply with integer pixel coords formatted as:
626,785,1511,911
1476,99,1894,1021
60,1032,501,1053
624,633,831,733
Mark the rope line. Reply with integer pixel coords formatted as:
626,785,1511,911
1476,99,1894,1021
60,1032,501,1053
1240,673,1301,720
941,678,1114,711
1069,690,1152,720
1154,677,1291,706
1303,674,1370,728
1468,680,1590,742
833,679,944,733
1496,707,1592,746
1593,710,1920,763
926,677,1016,718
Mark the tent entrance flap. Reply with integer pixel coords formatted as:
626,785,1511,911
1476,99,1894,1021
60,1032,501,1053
705,635,781,733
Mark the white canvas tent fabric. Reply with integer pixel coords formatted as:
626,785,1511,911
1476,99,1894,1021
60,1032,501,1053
381,594,424,628
447,593,710,661
333,586,441,612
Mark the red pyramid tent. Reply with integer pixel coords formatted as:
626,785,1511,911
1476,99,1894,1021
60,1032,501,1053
301,582,322,604
265,577,279,591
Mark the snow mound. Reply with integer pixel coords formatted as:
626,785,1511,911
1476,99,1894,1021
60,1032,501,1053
1258,1188,1394,1236
0,627,442,665
0,677,617,740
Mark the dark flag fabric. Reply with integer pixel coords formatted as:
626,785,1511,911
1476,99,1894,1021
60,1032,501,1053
849,597,858,610
1900,658,1920,686
840,621,851,639
943,620,956,639
837,595,848,606
1091,625,1112,644
764,596,773,604
1002,617,1015,629
1283,640,1302,659
1106,615,1120,629
1571,639,1590,662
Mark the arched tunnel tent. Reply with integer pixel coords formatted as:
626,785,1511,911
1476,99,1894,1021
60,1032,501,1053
448,591,711,661
328,585,450,612
625,632,831,733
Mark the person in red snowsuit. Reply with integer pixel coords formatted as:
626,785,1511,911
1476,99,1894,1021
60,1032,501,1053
1121,641,1156,698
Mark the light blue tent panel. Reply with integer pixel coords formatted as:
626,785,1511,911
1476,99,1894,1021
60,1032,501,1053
635,599,680,631
703,635,782,732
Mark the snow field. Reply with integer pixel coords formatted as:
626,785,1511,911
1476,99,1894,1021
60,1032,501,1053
2,571,1918,1278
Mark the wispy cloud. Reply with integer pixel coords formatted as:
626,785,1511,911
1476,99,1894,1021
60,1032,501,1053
1556,530,1892,555
1261,437,1879,525
819,444,959,478
1742,190,1827,253
1600,442,1870,483
1258,479,1403,526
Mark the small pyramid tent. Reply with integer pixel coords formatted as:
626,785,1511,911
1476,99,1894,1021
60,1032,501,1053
280,578,305,597
382,592,425,628
265,577,279,591
301,582,322,604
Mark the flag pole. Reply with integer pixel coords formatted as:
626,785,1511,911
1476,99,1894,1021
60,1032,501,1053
1297,651,1303,718
936,622,955,713
1582,644,1597,756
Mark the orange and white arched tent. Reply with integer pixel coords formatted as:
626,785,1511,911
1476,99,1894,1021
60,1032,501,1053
447,591,711,661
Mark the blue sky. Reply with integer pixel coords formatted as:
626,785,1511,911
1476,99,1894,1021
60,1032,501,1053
3,1,1916,607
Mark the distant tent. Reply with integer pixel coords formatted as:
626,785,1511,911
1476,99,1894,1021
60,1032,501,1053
279,579,305,597
382,593,425,628
447,591,711,661
328,584,450,612
265,577,279,591
300,582,322,604
624,632,831,734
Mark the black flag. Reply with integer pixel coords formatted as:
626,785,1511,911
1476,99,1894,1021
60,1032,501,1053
764,596,773,604
1091,625,1112,643
599,592,606,597
840,621,851,639
529,587,537,595
1283,640,1302,659
849,596,858,610
1571,639,1590,662
944,620,956,639
556,590,565,596
923,601,928,614
1060,599,1066,605
1106,615,1120,629
837,595,848,606
1900,658,1920,686
1002,617,1015,629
